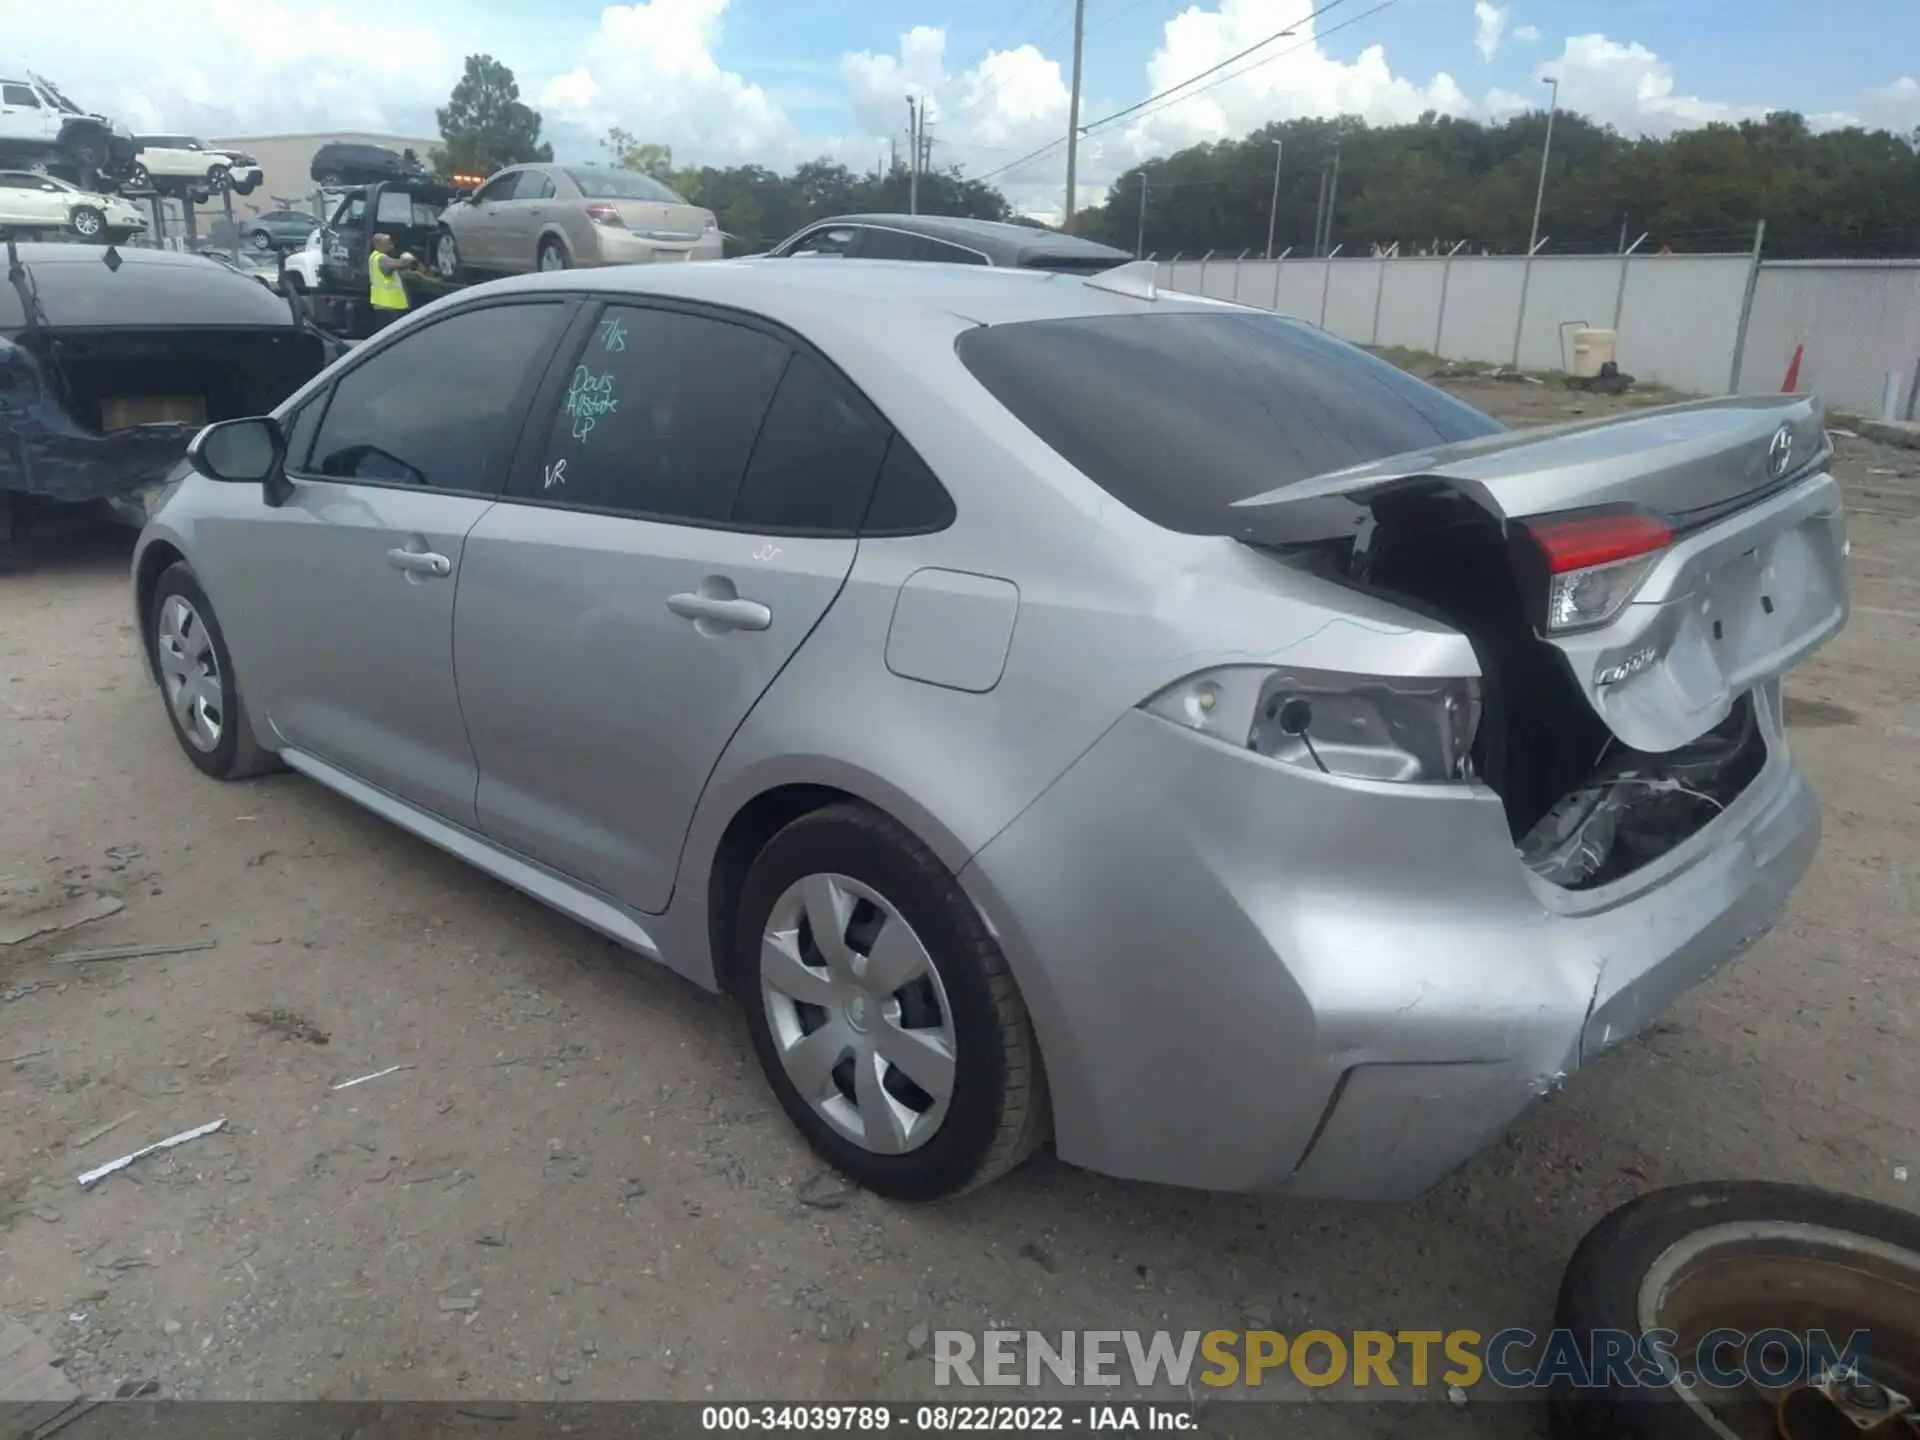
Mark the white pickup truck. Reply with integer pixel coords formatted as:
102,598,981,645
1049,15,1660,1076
0,74,131,172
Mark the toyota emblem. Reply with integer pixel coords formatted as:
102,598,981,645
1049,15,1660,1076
1767,425,1794,480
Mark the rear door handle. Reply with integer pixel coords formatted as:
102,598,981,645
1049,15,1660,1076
386,547,450,577
667,592,771,632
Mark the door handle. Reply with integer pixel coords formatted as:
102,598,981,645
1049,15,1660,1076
386,547,450,577
667,592,771,631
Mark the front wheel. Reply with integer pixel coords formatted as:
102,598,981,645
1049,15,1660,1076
129,163,151,190
736,803,1049,1201
68,205,104,239
1550,1181,1920,1440
249,229,273,250
206,163,231,190
63,129,107,169
146,563,281,781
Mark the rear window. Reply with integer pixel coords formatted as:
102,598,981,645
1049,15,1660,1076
563,168,685,204
954,310,1503,534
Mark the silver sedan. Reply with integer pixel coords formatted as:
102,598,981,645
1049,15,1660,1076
132,259,1847,1200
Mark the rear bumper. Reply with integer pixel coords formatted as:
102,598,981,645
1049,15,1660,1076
960,688,1819,1199
589,229,724,266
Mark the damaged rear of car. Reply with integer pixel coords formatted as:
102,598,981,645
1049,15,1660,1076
2,242,329,565
957,305,1845,1198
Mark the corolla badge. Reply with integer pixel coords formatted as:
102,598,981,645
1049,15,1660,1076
1766,424,1794,480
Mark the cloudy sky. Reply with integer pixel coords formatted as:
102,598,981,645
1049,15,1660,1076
5,0,1914,220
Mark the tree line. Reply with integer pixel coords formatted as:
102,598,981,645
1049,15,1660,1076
1072,110,1920,260
431,55,1920,260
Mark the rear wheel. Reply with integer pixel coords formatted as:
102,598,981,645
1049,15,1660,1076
249,228,273,250
537,237,570,272
146,564,280,781
434,229,462,280
736,803,1048,1201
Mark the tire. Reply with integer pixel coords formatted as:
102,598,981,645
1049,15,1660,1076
249,229,273,250
234,177,257,197
129,163,151,190
68,205,104,239
536,237,570,272
1550,1181,1920,1440
146,563,281,781
315,170,342,188
207,163,231,190
735,803,1049,1201
63,128,107,169
434,229,462,280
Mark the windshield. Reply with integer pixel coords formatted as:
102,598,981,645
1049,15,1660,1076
955,310,1504,535
38,79,84,114
563,167,685,204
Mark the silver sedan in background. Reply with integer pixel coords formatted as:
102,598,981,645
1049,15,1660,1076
131,259,1846,1201
433,163,723,278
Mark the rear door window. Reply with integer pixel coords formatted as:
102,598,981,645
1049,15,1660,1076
955,310,1503,534
504,304,790,522
2,84,39,107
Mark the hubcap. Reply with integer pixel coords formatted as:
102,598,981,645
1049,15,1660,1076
154,595,224,753
438,237,457,276
760,873,957,1156
73,211,99,235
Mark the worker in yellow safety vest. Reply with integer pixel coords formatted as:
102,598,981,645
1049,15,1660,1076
367,232,419,329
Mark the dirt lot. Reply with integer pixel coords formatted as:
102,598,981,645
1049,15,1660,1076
2,376,1916,1428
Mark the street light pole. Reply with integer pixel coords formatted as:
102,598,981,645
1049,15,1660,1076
1265,141,1283,258
1063,0,1086,232
1511,75,1559,368
1136,174,1148,258
1526,76,1559,255
906,95,920,215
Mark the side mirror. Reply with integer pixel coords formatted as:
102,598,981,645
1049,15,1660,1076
186,416,283,484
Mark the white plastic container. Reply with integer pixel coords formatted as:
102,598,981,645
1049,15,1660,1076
1570,328,1618,378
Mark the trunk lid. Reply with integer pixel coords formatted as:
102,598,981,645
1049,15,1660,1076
1232,395,1849,753
610,199,707,249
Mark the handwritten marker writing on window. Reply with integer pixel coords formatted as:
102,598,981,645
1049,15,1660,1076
599,316,627,353
543,458,567,490
564,366,618,443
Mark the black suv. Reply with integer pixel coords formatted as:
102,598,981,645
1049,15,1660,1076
310,142,423,187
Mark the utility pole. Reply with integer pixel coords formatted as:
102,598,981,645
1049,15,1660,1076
1311,166,1328,257
1527,76,1559,256
906,96,922,215
1063,0,1087,232
1264,140,1283,258
1322,141,1341,255
1136,174,1148,258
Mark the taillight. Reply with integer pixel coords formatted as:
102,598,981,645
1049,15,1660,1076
1524,510,1672,633
584,202,622,228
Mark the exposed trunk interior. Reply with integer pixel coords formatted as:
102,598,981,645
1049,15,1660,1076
1274,484,1769,890
24,328,323,437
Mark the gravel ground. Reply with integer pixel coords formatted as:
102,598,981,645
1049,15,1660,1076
1,377,1914,1431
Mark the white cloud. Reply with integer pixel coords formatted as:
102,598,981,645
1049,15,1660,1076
838,26,1079,217
1124,0,1470,156
2,0,460,136
1533,33,1762,135
534,0,794,164
1474,2,1508,62
1514,23,1541,44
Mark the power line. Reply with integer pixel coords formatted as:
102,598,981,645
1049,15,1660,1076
1086,0,1399,135
976,0,1390,182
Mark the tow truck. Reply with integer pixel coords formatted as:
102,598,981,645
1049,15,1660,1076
295,173,477,339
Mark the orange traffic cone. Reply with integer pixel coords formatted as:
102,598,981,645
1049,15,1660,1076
1781,343,1803,393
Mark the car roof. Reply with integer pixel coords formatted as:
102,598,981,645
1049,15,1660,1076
0,243,300,331
805,213,1133,266
456,255,1217,332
